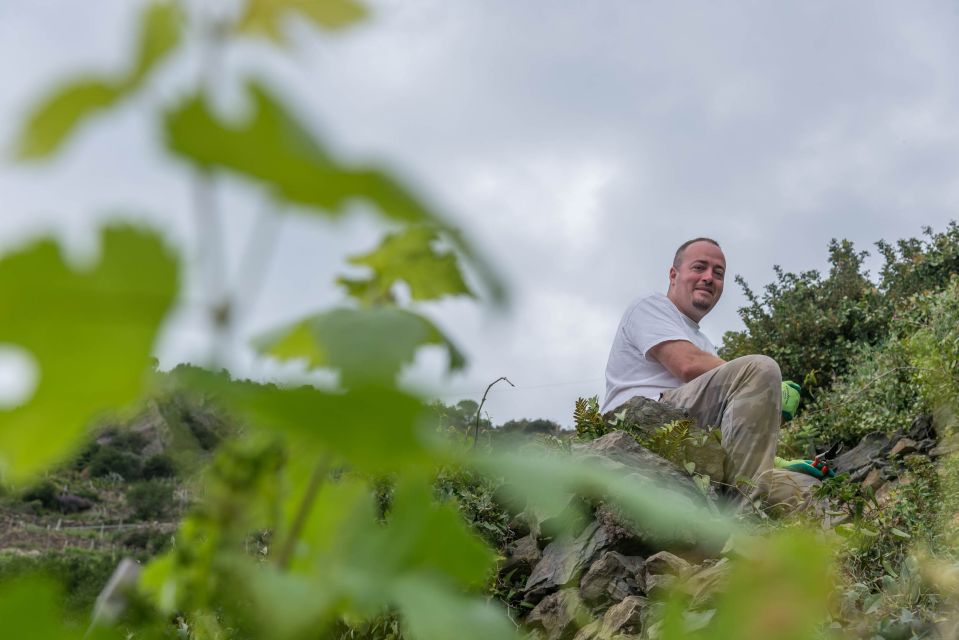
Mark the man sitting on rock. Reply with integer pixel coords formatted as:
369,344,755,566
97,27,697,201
601,237,819,512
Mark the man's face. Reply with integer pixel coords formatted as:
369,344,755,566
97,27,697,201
667,241,726,322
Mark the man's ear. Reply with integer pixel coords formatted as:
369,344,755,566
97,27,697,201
668,266,677,288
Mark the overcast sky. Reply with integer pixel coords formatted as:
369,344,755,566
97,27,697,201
3,1,959,426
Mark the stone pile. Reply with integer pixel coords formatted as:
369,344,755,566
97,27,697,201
501,421,733,640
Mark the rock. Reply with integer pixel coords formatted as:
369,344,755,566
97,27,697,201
889,438,918,458
526,522,608,602
502,535,542,575
129,400,174,457
55,493,94,513
604,396,689,429
907,414,935,441
832,432,891,475
579,551,646,607
644,573,677,598
572,620,602,640
645,551,692,577
685,559,731,608
930,435,959,459
598,595,648,637
602,397,726,483
861,468,886,493
539,496,594,540
526,589,589,640
572,430,719,511
720,534,762,561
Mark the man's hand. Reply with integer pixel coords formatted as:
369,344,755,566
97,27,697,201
648,340,726,382
781,380,801,421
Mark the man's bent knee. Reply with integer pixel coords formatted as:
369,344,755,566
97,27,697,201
728,354,781,383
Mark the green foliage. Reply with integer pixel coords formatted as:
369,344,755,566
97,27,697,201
142,454,176,480
780,338,923,452
165,81,440,225
22,480,58,510
0,227,178,485
720,239,887,395
573,395,611,440
658,531,835,640
89,447,142,481
236,0,368,43
639,419,697,468
15,2,181,159
338,225,474,305
256,307,466,386
905,275,959,425
128,480,174,520
0,551,119,625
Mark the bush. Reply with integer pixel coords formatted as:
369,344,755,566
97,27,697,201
780,338,924,453
89,446,142,481
127,480,173,521
721,239,888,396
142,454,176,480
0,550,117,621
122,528,172,556
21,480,57,510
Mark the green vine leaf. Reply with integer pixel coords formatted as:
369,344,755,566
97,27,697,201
255,307,465,386
237,0,367,43
338,226,474,303
164,81,440,225
128,1,183,86
168,367,442,473
0,226,179,484
15,2,182,160
15,81,123,160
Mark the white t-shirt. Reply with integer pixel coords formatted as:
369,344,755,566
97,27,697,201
601,292,717,413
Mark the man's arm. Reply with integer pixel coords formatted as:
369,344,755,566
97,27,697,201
648,340,725,383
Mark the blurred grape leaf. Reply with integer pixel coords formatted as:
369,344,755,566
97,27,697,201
128,1,183,85
169,367,443,473
165,81,439,224
0,227,178,483
256,307,466,385
338,226,474,304
476,451,734,548
395,576,520,640
15,2,182,160
660,530,834,640
237,0,367,43
0,577,121,640
15,81,123,160
370,476,494,586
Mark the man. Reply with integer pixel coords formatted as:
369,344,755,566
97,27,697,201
602,238,817,510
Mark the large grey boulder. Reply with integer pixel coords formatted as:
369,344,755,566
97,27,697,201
572,431,718,508
526,589,590,640
602,396,726,482
525,522,611,603
579,551,646,607
832,432,891,475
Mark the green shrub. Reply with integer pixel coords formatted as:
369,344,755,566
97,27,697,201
122,528,172,556
142,454,176,479
0,550,117,621
780,338,924,453
721,239,888,396
21,480,58,510
89,446,142,480
127,480,173,521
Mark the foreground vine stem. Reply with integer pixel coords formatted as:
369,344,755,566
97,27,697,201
473,376,514,449
275,455,332,569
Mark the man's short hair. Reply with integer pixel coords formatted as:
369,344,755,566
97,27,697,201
673,237,721,269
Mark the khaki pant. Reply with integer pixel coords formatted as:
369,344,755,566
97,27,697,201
661,355,820,512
